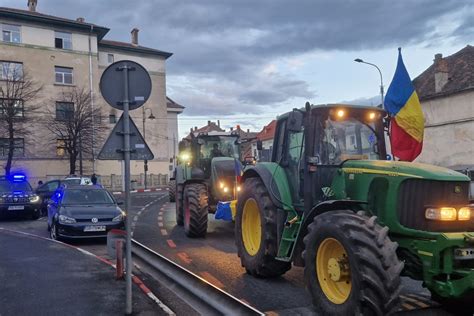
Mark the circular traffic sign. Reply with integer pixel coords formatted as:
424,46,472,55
99,60,152,110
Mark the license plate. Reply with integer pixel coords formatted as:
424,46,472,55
8,205,24,210
84,225,106,232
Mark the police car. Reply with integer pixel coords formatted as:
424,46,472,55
0,174,42,219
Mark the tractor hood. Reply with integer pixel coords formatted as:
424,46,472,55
341,160,470,182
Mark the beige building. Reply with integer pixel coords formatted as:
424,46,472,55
413,45,474,171
0,2,183,187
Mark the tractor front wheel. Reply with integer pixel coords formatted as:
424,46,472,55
183,183,208,237
303,210,403,315
235,177,291,277
168,179,176,202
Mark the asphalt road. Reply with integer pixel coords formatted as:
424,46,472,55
0,191,452,315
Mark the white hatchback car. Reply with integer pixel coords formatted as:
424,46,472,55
63,177,93,186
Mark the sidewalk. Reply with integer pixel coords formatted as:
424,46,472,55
0,229,161,316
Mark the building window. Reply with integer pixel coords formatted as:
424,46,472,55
55,102,74,120
0,138,24,157
0,99,24,118
2,24,21,43
109,114,116,124
55,66,73,84
1,61,23,80
54,31,72,50
56,139,66,156
107,54,114,64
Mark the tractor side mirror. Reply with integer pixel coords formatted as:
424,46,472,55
256,140,263,151
287,110,304,132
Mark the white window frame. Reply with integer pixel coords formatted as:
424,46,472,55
2,24,21,43
55,66,73,85
107,53,114,64
54,31,72,50
1,61,23,81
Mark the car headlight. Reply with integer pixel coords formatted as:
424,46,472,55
112,212,125,222
29,195,40,203
425,207,457,221
58,214,76,224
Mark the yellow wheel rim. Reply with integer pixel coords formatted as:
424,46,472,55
316,238,351,304
241,198,261,256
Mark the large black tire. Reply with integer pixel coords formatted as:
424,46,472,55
235,177,291,277
168,180,176,202
303,210,403,315
176,183,184,226
183,183,208,237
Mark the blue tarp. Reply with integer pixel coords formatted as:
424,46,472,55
215,201,233,221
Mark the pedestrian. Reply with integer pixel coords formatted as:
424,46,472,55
91,173,98,185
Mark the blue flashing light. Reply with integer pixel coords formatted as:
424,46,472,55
12,174,26,182
13,191,24,194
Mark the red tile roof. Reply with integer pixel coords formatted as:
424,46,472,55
256,120,277,141
413,45,474,100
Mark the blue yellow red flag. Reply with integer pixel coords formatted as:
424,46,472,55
385,48,424,161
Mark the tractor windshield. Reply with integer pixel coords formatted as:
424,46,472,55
199,136,240,160
317,117,380,164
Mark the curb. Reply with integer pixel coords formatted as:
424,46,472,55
112,188,164,195
0,227,174,315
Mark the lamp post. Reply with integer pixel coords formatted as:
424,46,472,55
354,58,384,109
142,107,155,189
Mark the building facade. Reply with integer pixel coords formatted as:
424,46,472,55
413,46,474,170
0,2,183,186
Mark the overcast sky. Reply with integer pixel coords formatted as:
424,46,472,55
4,0,474,137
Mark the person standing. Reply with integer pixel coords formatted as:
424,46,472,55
91,173,98,185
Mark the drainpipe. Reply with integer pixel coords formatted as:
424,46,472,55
89,25,96,173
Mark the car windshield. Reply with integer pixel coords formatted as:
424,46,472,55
317,117,380,164
199,136,240,159
0,180,32,192
62,189,115,205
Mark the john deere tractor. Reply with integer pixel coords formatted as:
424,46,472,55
235,103,473,315
174,131,242,237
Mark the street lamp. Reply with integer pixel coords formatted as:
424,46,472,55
142,107,155,189
354,58,384,109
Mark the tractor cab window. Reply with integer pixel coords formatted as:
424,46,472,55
199,136,240,160
286,129,304,203
316,117,380,165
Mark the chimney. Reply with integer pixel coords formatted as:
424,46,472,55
247,128,250,133
76,17,85,23
131,28,139,46
194,126,197,131
434,53,448,93
190,128,193,133
230,127,233,131
207,120,211,126
27,0,37,12
217,120,220,127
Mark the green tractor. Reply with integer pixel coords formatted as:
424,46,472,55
174,131,242,237
235,103,473,315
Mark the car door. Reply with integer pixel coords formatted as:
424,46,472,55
47,190,61,227
37,181,61,208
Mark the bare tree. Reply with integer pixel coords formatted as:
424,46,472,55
0,65,42,176
46,87,106,175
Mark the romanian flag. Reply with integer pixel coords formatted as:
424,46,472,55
385,48,424,161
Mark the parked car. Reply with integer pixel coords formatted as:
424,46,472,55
47,185,125,240
0,174,41,219
63,176,93,186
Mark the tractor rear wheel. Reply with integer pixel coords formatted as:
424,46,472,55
183,183,208,237
176,183,184,226
303,210,403,315
168,179,176,202
235,177,291,277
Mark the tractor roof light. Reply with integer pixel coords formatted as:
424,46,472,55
458,207,471,221
425,207,457,221
336,109,345,118
368,112,376,120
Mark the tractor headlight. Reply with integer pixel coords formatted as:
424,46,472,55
458,207,471,221
223,187,229,193
237,186,241,192
180,153,191,162
219,182,225,189
425,207,457,221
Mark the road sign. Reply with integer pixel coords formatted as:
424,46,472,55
99,60,152,110
98,114,154,160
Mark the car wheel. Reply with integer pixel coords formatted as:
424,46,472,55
50,222,59,241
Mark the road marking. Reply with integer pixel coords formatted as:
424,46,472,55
265,312,279,316
166,239,176,248
160,229,168,236
158,222,163,227
133,216,138,221
137,211,142,216
401,302,416,310
177,252,192,264
159,212,163,216
400,295,430,308
199,271,225,289
132,276,175,315
158,216,163,221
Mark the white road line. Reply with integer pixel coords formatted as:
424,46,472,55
160,229,168,236
133,216,138,221
147,292,175,315
158,222,163,227
158,216,163,221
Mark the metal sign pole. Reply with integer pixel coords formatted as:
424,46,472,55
120,64,133,315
